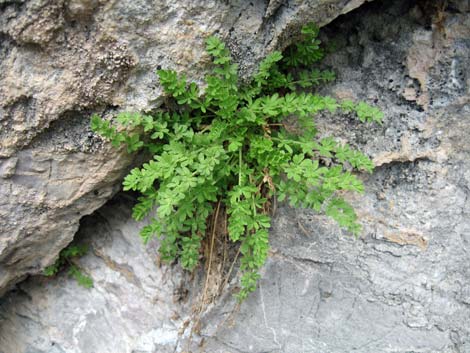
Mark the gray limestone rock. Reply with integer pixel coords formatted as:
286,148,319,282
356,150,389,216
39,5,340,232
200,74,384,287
1,0,470,352
0,0,370,295
0,196,193,353
201,1,470,352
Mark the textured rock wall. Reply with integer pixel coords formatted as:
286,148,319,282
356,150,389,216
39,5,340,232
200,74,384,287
0,0,469,352
0,197,192,353
202,1,470,351
0,0,370,295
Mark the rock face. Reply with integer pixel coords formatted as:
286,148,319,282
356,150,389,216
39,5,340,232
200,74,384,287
0,0,370,295
1,0,470,352
0,196,194,353
203,1,470,351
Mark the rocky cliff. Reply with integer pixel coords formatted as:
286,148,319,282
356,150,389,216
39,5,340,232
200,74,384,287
0,0,370,296
1,0,470,352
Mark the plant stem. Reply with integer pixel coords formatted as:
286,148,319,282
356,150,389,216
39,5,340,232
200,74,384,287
238,148,242,186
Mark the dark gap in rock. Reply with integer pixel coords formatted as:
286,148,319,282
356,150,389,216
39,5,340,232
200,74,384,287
0,0,24,13
27,109,104,154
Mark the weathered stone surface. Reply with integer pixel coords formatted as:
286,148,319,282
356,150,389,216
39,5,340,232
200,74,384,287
200,1,470,352
1,0,470,352
0,196,194,353
0,0,370,295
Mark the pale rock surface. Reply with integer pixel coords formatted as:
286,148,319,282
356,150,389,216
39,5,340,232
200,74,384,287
0,197,193,353
1,0,470,352
0,0,370,295
201,1,470,351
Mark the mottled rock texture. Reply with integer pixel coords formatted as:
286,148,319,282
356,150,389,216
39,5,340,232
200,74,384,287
1,0,470,352
201,1,470,352
0,197,194,353
0,0,370,295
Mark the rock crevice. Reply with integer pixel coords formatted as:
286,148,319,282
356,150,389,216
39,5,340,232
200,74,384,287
1,0,470,352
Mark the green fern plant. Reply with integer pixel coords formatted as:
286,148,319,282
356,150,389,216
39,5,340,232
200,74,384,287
44,244,93,288
91,23,382,300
